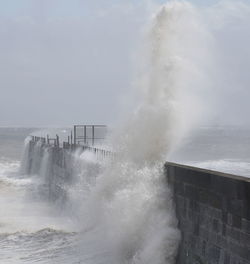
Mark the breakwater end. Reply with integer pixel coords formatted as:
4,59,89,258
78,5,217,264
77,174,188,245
23,125,112,201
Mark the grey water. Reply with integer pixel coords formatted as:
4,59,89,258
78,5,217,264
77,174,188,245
170,126,250,177
1,127,250,263
0,128,81,264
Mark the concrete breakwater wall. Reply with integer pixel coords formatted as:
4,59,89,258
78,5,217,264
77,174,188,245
166,162,250,264
25,137,250,264
23,138,108,201
24,139,76,201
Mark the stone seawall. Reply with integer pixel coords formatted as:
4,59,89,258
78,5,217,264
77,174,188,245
26,140,74,201
25,139,103,201
27,138,250,263
165,162,250,264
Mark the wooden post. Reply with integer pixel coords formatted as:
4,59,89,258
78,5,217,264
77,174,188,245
84,126,87,145
56,134,59,147
92,125,94,146
73,126,76,146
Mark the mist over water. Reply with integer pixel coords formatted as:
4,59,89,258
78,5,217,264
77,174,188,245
1,1,250,264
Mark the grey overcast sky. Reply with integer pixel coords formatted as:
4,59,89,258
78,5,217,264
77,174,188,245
0,0,250,127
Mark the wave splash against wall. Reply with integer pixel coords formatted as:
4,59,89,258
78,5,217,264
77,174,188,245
21,2,211,264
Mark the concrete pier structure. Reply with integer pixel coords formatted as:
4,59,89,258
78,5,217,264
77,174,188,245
25,136,250,264
165,162,250,264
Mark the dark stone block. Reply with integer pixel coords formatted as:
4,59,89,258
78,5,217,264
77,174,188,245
176,205,183,220
242,219,250,234
202,240,207,257
242,202,250,220
189,199,201,213
211,175,238,198
229,241,250,261
213,219,219,233
237,182,247,200
216,234,227,248
228,213,233,226
200,226,209,241
222,223,227,236
199,190,211,205
189,234,198,251
241,182,250,204
173,166,212,189
240,231,250,247
200,210,210,228
222,211,228,224
212,208,222,220
210,194,223,210
208,245,221,264
228,199,244,217
198,190,223,209
224,252,230,264
165,165,176,183
194,216,200,236
193,254,205,264
228,226,241,241
232,214,242,229
185,184,199,200
175,182,185,195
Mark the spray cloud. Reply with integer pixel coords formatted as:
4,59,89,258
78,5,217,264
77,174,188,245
77,2,214,264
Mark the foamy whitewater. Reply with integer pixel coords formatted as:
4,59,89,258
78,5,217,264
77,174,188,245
1,1,250,264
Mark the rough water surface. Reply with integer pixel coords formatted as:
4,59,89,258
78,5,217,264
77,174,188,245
1,126,250,263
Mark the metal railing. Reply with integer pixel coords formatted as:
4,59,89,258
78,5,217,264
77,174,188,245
73,125,107,146
30,125,112,158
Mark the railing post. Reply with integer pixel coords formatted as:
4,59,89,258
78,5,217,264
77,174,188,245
84,125,87,145
56,134,59,147
73,126,76,146
92,125,94,146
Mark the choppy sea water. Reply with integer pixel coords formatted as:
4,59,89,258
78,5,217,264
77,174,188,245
1,127,250,264
0,128,82,264
170,126,250,177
